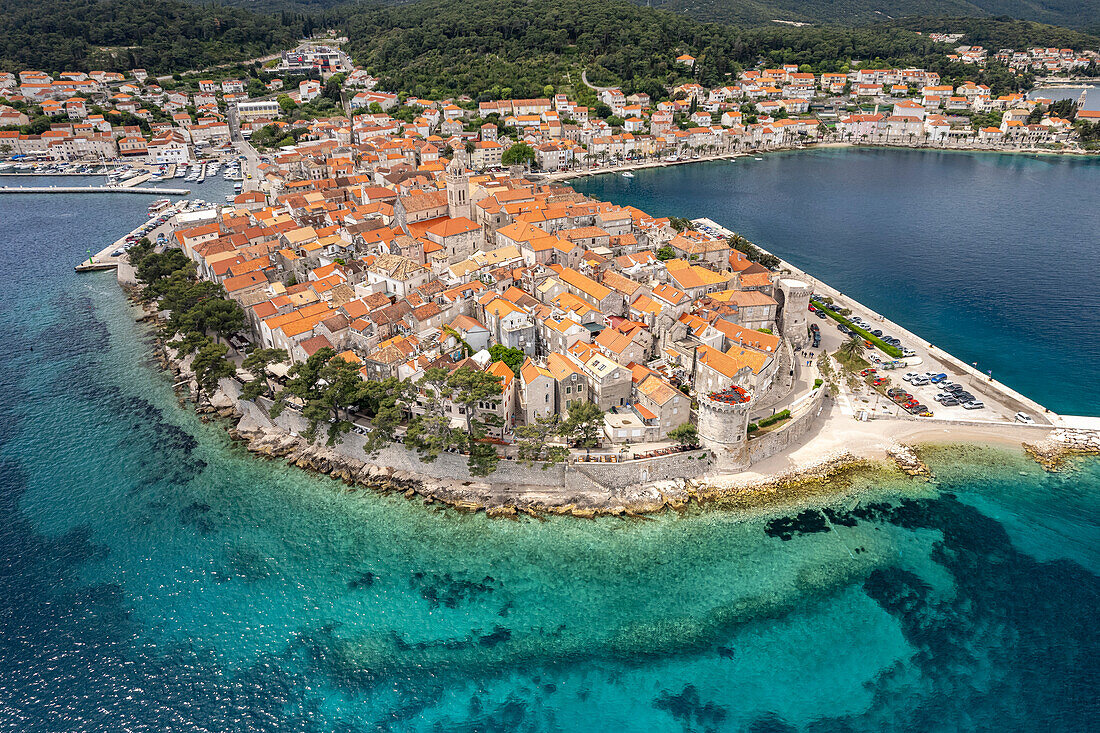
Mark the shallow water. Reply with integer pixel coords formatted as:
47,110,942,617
0,174,1097,731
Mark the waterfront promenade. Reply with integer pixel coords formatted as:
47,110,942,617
2,185,191,195
694,217,1058,426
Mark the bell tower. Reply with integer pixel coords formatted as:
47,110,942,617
446,151,471,220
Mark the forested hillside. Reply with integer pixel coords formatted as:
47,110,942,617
3,0,1096,84
0,0,317,73
637,0,1100,32
340,0,1095,99
215,0,1100,30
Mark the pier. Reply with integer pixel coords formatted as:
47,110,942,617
75,199,188,272
544,151,748,182
2,186,191,195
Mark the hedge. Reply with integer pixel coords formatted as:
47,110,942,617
758,409,791,428
811,300,903,358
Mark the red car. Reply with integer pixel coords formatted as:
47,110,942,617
808,304,817,312
860,368,877,377
872,377,887,386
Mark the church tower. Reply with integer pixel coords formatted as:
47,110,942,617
446,151,471,221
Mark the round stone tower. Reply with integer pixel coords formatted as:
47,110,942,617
776,278,812,349
696,386,753,470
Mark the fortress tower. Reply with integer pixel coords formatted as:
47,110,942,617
696,385,753,470
776,278,812,349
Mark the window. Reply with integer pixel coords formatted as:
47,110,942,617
566,386,572,395
544,394,549,403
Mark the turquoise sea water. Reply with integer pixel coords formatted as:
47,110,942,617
574,148,1100,416
0,162,1098,731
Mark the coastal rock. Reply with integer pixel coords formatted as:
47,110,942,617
886,445,932,478
1024,429,1100,472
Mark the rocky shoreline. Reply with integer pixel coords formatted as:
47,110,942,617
133,294,1095,519
226,419,876,518
1023,429,1100,472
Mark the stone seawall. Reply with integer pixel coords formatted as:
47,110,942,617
747,388,829,465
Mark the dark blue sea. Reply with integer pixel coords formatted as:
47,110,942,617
0,158,1097,732
574,148,1100,416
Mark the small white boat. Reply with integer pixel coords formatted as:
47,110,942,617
621,171,635,178
754,157,763,161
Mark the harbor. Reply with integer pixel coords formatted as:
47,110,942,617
74,196,220,271
2,185,191,195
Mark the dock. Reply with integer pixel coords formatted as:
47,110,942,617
75,199,187,272
544,152,749,182
2,186,191,195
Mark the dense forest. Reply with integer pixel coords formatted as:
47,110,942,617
636,0,1100,32
341,0,949,98
2,0,1096,91
879,16,1100,49
0,0,324,73
340,0,1089,99
215,0,1100,30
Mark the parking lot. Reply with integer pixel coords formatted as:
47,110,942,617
810,297,1046,425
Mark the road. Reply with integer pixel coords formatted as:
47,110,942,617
226,103,263,193
580,69,615,94
154,52,283,84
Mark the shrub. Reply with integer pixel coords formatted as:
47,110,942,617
811,300,902,358
814,378,823,389
757,409,791,428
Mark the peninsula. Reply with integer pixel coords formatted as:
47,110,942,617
6,30,1099,515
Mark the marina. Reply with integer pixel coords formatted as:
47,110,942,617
1,185,191,195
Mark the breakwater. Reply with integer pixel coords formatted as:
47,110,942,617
0,185,191,195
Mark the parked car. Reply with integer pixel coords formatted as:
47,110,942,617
940,398,960,406
910,376,930,386
962,401,985,410
929,374,947,383
1015,412,1035,424
860,368,877,377
871,330,883,337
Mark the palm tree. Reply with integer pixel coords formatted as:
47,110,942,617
838,335,864,360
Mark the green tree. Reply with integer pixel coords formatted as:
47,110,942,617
838,335,864,360
191,342,235,397
656,245,676,261
240,347,287,401
277,94,297,113
515,414,568,466
359,377,412,456
405,366,461,462
180,296,246,342
447,365,503,437
667,422,699,448
271,348,369,445
501,142,536,167
563,400,603,448
488,345,525,377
